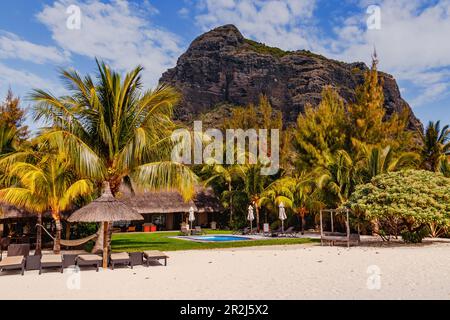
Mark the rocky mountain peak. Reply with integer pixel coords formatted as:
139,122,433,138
161,25,421,130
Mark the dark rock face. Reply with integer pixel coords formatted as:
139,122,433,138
160,24,421,129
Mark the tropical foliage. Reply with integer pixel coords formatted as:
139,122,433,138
29,61,197,252
420,121,450,172
348,170,450,242
0,147,93,252
0,54,449,248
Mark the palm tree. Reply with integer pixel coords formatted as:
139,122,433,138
202,163,245,225
266,173,322,234
0,150,93,253
30,61,197,252
420,121,450,172
0,124,18,156
356,144,419,182
242,163,274,232
318,150,358,207
440,158,450,177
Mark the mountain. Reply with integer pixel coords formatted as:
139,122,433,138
160,24,421,130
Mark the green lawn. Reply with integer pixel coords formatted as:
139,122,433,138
111,230,317,252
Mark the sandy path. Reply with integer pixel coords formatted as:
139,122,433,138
1,243,450,300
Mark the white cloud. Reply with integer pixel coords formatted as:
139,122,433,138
178,7,190,18
326,0,450,107
0,31,69,64
37,0,184,87
0,63,58,94
195,0,319,50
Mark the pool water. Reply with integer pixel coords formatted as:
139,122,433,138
188,235,252,242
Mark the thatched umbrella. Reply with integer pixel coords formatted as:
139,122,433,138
68,182,144,268
188,206,195,230
279,202,287,233
247,205,254,233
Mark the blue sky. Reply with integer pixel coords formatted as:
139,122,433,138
0,0,449,131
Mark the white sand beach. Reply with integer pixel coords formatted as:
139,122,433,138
1,242,450,300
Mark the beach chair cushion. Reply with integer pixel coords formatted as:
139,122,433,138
41,255,62,264
0,255,24,267
110,252,129,260
144,251,168,258
78,254,102,262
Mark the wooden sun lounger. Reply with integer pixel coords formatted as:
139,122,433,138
143,251,169,267
0,256,25,275
76,254,103,272
234,227,253,235
110,252,132,270
40,254,63,274
62,254,79,268
279,227,297,237
0,244,30,276
129,252,144,266
191,226,206,235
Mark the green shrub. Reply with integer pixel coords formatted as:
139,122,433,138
401,228,429,243
244,39,290,58
348,170,450,242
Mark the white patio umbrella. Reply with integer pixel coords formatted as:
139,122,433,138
279,202,287,233
188,206,196,229
247,205,255,233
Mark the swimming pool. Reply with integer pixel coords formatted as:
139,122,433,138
187,235,252,242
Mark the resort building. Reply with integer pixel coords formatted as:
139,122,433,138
1,186,223,240
119,187,223,231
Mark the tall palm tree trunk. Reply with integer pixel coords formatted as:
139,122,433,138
65,222,71,240
300,209,306,235
91,222,113,254
35,213,42,255
228,183,234,226
255,205,260,233
54,217,62,253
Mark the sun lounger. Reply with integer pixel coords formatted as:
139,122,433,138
0,255,25,275
26,255,42,271
234,227,252,235
192,226,206,235
62,254,79,268
279,227,297,237
129,252,144,267
40,254,63,274
7,243,30,257
110,252,131,270
143,250,169,267
76,254,103,272
269,227,283,237
0,243,30,276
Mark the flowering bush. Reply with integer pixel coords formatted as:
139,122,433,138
348,170,450,242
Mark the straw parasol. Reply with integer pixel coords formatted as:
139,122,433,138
279,202,287,233
68,182,144,268
247,205,254,233
188,206,196,229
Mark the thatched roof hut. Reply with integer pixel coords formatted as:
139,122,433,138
193,187,224,213
0,204,32,221
0,204,69,222
119,187,223,214
120,191,196,214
